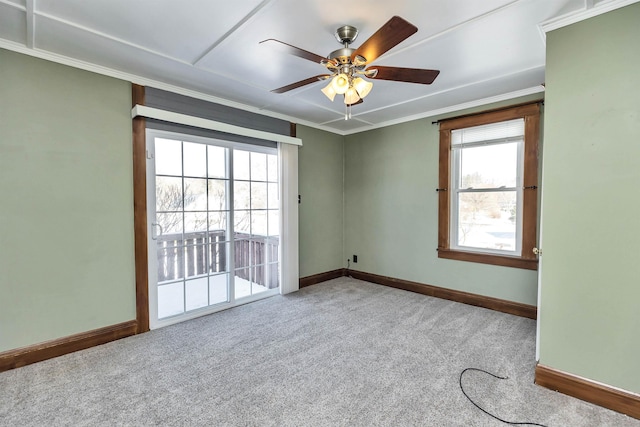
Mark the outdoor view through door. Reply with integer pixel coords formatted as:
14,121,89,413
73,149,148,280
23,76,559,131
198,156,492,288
149,133,280,327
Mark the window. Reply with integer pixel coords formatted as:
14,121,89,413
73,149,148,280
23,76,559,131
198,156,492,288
437,103,540,269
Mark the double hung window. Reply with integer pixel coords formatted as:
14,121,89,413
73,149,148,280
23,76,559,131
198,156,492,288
438,103,540,269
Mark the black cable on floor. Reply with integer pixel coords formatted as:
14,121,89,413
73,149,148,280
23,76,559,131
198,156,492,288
459,367,548,427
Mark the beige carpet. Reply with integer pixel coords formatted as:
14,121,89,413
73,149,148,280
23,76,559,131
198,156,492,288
1,277,638,426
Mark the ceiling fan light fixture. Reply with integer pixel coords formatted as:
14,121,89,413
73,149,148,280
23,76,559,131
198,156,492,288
353,77,373,99
321,81,337,101
344,87,360,105
332,73,350,94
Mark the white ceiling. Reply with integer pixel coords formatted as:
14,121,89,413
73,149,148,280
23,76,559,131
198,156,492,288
0,0,634,135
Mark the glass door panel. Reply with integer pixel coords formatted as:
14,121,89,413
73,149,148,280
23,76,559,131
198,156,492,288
148,132,280,329
153,136,231,322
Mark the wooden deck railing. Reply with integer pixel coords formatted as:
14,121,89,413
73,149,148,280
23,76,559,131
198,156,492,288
156,230,279,288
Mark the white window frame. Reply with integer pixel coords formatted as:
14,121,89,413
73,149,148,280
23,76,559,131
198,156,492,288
450,127,525,256
146,129,298,330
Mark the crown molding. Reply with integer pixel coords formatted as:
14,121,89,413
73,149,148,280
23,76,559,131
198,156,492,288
540,0,640,33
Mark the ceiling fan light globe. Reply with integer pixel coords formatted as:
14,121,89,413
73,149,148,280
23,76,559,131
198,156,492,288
321,82,337,101
344,87,360,105
353,77,373,99
332,74,350,94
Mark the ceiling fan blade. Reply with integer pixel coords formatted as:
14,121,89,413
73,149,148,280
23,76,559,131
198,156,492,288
351,16,417,64
260,39,329,64
367,66,440,84
271,75,330,94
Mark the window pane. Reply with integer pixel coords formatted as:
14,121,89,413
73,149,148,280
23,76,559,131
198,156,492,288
252,211,267,236
251,182,268,209
209,273,228,305
234,150,250,180
156,212,183,237
234,181,250,210
266,262,279,289
268,183,279,209
267,154,278,182
185,278,208,311
251,238,267,266
235,238,251,268
155,138,182,176
184,178,207,211
208,145,227,179
268,210,279,237
234,268,252,299
184,212,207,239
267,237,279,264
157,246,184,282
252,266,268,295
208,179,227,212
251,152,267,182
208,212,227,235
183,142,207,178
459,142,518,189
156,176,183,212
158,282,184,319
457,191,517,251
208,240,228,273
234,210,250,234
184,244,208,278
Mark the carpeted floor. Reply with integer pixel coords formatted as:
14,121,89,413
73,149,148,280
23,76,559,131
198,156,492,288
1,277,638,426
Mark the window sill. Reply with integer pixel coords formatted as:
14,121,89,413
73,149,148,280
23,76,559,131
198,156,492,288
437,249,538,270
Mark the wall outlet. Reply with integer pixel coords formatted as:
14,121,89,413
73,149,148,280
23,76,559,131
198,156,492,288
353,255,358,263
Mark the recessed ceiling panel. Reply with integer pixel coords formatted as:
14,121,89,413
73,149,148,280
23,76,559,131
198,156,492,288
35,0,265,63
0,4,27,45
355,67,545,125
264,97,345,125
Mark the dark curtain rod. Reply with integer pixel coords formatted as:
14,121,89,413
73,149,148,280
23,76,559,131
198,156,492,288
431,99,544,125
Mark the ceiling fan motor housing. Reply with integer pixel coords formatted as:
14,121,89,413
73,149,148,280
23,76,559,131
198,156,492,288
329,47,356,64
335,25,358,45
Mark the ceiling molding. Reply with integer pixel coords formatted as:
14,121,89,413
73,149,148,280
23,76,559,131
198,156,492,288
192,0,275,66
34,11,193,66
340,86,545,136
0,0,25,11
540,0,639,32
382,0,521,62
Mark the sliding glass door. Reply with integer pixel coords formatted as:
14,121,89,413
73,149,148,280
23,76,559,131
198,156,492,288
146,130,280,328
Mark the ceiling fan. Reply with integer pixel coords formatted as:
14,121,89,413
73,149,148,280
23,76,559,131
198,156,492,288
260,16,440,118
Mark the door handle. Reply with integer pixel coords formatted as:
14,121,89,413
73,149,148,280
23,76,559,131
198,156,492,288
151,222,163,240
533,247,541,256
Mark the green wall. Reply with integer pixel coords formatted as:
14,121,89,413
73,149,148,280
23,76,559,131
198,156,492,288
0,49,135,352
344,95,543,305
538,3,640,393
297,125,345,277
